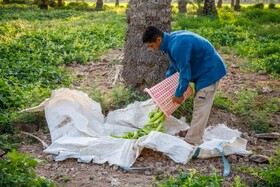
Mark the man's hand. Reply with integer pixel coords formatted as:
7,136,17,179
172,96,184,104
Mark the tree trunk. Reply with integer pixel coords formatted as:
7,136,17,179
231,0,235,7
203,0,217,16
234,0,241,11
115,0,119,7
40,0,48,10
217,0,222,8
122,0,172,89
58,0,63,7
96,0,103,9
3,0,9,4
178,0,187,13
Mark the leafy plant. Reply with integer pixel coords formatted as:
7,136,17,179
231,176,246,187
251,3,264,9
0,6,126,136
109,84,132,110
268,3,276,9
235,149,280,187
242,8,280,24
111,107,165,139
87,84,150,114
232,89,259,117
108,84,149,111
231,89,280,133
261,54,280,76
0,134,21,152
65,2,90,10
173,95,193,123
0,149,59,187
213,91,232,111
154,170,223,187
258,149,280,186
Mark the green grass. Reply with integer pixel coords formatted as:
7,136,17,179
232,89,280,133
154,170,223,187
0,6,126,133
0,149,60,186
86,84,150,114
235,149,280,186
1,2,279,137
0,3,279,186
213,91,232,111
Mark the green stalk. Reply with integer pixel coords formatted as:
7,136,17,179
149,111,163,123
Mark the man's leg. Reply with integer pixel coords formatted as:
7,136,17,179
184,81,219,145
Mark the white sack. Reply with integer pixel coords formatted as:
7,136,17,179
23,88,251,167
103,100,189,136
137,131,194,164
196,124,252,158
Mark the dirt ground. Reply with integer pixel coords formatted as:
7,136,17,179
18,48,280,187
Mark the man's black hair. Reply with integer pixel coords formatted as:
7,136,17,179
142,26,164,43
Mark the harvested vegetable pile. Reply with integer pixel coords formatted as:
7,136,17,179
111,108,166,139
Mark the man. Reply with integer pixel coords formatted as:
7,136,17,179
142,26,226,145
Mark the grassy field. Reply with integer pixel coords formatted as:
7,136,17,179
0,5,126,132
1,1,279,134
0,3,279,186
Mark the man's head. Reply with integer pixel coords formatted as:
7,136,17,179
142,26,164,51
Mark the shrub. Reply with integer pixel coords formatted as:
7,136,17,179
258,149,280,186
243,9,280,24
9,0,27,4
255,25,280,40
252,3,264,9
261,54,280,75
154,170,223,187
218,7,236,25
236,149,280,186
108,85,149,111
268,3,276,9
173,14,221,30
232,89,279,133
194,25,249,47
0,134,20,152
0,150,59,187
66,1,89,9
87,84,150,114
213,92,232,111
0,7,126,137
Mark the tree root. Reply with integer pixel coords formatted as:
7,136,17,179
21,131,49,149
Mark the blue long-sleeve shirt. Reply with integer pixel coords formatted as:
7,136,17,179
159,31,227,97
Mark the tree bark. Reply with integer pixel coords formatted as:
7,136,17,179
40,0,48,10
203,0,217,16
58,0,63,7
178,0,187,13
115,0,119,7
96,0,103,9
234,0,241,11
231,0,235,7
122,0,172,89
217,0,222,8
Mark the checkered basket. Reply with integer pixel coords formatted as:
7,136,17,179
144,72,193,118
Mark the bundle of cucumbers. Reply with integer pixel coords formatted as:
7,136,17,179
111,107,166,139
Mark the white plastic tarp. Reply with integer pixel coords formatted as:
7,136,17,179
23,88,252,167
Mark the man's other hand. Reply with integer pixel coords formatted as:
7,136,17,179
172,96,184,104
